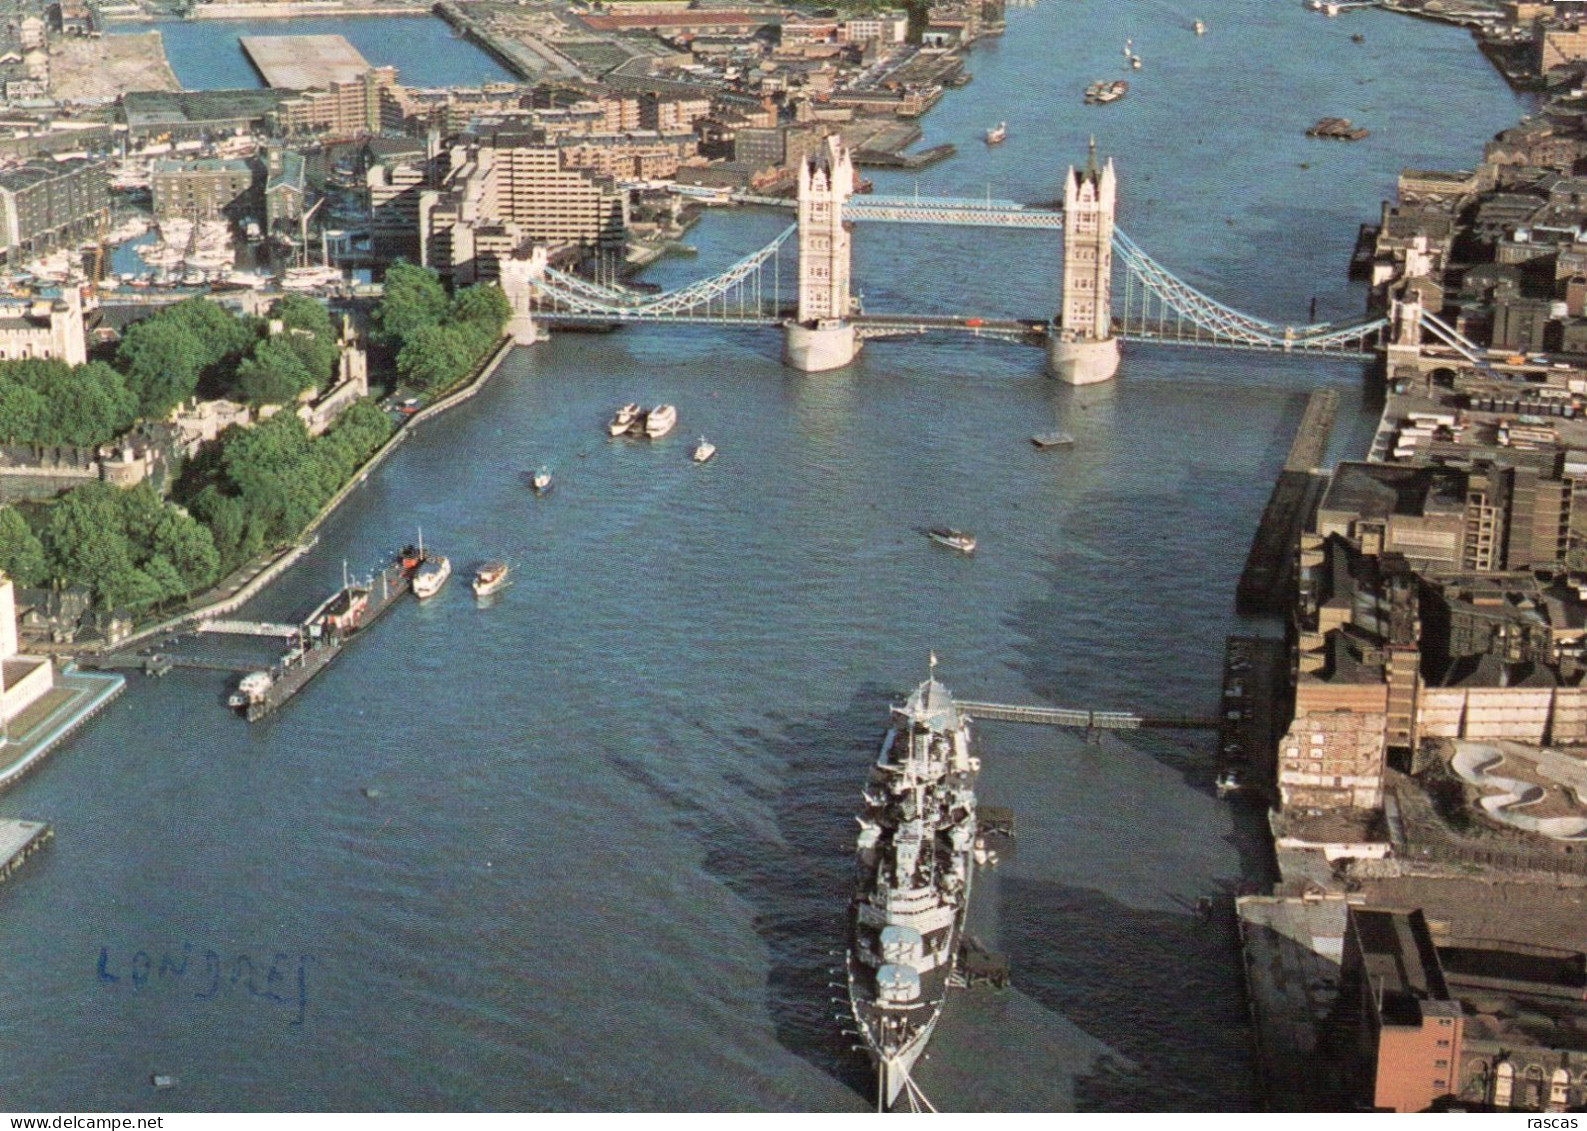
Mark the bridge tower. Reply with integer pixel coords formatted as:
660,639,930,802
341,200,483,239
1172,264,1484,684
784,134,859,372
1048,141,1121,385
499,244,548,346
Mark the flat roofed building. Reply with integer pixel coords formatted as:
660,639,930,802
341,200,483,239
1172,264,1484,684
419,130,625,284
0,157,108,265
150,157,256,220
121,88,293,143
272,67,407,139
0,573,55,728
240,34,373,89
1340,907,1463,1112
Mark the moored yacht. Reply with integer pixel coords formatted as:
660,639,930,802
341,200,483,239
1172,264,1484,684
472,561,510,597
927,527,976,554
644,404,677,438
413,555,451,600
608,403,642,436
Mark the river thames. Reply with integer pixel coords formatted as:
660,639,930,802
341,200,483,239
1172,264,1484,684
9,0,1528,1111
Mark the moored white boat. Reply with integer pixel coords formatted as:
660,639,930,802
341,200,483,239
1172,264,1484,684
412,556,451,599
608,403,641,436
531,466,552,493
927,527,976,554
692,437,716,463
472,561,509,597
644,404,677,438
984,121,1006,145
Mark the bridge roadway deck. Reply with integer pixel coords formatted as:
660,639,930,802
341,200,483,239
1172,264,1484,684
957,699,1217,730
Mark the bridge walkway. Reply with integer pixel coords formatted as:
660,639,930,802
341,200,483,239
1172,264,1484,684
957,700,1217,730
198,619,302,639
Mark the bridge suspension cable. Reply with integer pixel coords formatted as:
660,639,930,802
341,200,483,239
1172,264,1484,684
1111,229,1387,353
534,223,796,323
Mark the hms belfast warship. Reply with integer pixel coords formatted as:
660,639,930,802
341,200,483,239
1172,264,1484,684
846,668,979,1111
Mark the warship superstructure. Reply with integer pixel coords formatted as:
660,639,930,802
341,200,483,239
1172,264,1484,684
846,671,979,1111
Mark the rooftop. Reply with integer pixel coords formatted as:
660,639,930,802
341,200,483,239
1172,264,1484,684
1351,907,1454,1026
240,34,374,90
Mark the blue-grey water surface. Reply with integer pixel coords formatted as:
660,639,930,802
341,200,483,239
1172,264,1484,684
111,14,514,89
6,0,1527,1111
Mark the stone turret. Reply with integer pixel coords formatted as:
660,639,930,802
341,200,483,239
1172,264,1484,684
784,134,859,372
1048,140,1121,385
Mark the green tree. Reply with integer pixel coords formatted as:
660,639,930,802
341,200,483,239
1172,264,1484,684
148,503,220,592
116,318,206,416
40,482,220,609
0,506,46,587
451,283,510,333
0,382,46,445
372,262,449,349
234,337,316,407
396,324,476,391
36,361,140,446
269,295,340,387
160,297,254,371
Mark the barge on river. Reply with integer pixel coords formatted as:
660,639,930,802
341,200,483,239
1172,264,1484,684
229,547,428,722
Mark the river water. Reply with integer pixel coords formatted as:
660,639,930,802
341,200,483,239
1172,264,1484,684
5,0,1525,1112
111,14,514,89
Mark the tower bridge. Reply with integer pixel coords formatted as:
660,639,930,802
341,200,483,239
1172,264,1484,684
502,136,1391,382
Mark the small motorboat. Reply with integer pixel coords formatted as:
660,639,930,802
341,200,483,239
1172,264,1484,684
531,466,552,494
608,403,641,436
645,404,677,438
1031,430,1075,449
927,527,976,554
692,437,716,463
985,121,1007,145
1130,54,1142,69
150,1075,177,1090
1216,769,1244,797
473,561,510,597
1194,18,1206,34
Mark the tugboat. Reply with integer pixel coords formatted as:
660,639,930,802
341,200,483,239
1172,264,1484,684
847,663,980,1112
927,527,976,554
984,121,1007,145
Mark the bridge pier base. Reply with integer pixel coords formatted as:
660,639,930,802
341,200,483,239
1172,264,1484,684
783,319,859,372
1046,334,1120,385
506,311,542,346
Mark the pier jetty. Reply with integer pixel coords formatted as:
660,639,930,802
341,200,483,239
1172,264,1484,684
1236,389,1338,614
236,554,420,722
0,819,52,886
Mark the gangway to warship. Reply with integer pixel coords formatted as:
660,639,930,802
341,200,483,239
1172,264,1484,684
197,619,302,639
957,700,1218,730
